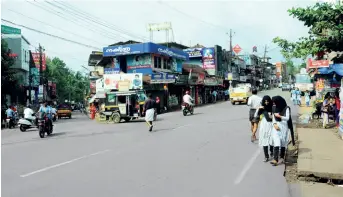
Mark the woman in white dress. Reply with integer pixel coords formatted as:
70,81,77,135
255,95,274,162
270,96,295,166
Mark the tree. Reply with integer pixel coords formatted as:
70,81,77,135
45,57,88,103
1,39,17,88
273,2,343,63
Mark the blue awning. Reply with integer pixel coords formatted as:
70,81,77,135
331,64,343,76
103,42,189,61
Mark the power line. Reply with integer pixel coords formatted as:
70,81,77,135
43,1,129,41
1,19,101,50
26,0,123,42
53,0,151,42
4,8,107,47
158,1,228,32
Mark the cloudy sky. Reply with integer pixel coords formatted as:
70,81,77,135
1,0,322,72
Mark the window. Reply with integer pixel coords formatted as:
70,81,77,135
154,56,162,68
163,58,168,69
105,94,116,106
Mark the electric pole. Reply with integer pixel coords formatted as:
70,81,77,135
228,29,233,72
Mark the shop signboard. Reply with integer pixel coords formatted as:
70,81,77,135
96,78,105,93
103,43,189,61
127,54,153,74
103,73,143,90
226,73,233,80
1,25,21,34
150,73,176,84
183,48,203,58
307,58,330,69
240,76,247,82
175,75,188,85
204,78,218,86
104,68,120,74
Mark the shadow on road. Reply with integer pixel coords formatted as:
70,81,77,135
48,132,67,137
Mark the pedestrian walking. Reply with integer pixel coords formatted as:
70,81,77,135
212,90,218,103
296,88,302,106
270,96,295,166
322,94,330,129
255,95,274,162
334,88,341,128
247,88,262,142
304,90,311,107
143,94,156,132
291,88,297,105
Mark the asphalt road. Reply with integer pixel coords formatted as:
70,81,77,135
1,89,299,197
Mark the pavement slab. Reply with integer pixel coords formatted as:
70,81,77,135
300,181,343,197
297,128,343,180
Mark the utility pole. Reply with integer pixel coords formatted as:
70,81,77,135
228,29,233,72
38,44,45,101
262,45,268,87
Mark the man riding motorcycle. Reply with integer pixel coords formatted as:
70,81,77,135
24,104,37,126
183,91,194,110
39,101,53,130
5,106,15,128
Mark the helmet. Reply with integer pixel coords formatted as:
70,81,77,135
185,91,190,95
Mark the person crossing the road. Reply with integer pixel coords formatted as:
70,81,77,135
143,94,156,132
247,88,262,142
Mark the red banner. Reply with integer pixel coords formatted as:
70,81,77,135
51,83,56,96
307,58,330,69
32,52,46,71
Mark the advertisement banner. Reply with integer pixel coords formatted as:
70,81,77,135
104,73,143,90
104,68,120,74
183,48,203,58
307,58,330,69
127,54,153,74
276,62,282,78
202,47,216,75
90,81,96,93
96,78,105,93
32,53,46,71
51,83,56,96
150,73,176,84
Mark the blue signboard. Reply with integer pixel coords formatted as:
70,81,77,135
104,68,120,74
166,73,175,79
103,42,189,61
183,48,203,58
126,54,153,75
150,73,176,84
151,73,163,80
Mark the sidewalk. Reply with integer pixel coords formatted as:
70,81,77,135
295,106,343,196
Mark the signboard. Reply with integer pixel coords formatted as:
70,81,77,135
127,54,152,74
1,25,21,34
175,75,188,85
150,73,176,84
90,81,96,93
38,85,44,94
32,53,46,71
103,73,143,90
104,68,120,74
147,22,171,31
226,73,233,80
204,78,218,86
202,47,216,75
118,81,130,92
96,78,105,93
240,76,247,82
183,48,203,58
307,58,330,69
276,62,282,78
233,44,242,54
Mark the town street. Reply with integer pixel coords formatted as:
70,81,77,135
2,89,297,197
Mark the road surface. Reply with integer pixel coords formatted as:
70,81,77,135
2,89,298,197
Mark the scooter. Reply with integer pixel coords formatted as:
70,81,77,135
18,114,37,132
182,103,194,116
38,115,53,138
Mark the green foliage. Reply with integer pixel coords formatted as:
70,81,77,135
44,57,88,102
273,2,343,63
1,39,17,90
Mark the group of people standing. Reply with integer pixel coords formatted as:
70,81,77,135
248,89,295,166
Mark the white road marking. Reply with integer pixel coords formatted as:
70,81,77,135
234,148,261,185
172,124,191,130
20,149,111,178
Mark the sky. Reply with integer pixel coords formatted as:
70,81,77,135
1,0,323,73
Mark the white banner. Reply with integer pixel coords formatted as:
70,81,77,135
103,73,143,90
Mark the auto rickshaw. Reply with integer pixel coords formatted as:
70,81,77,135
101,90,147,123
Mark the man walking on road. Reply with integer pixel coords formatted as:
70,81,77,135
143,94,156,132
247,88,262,142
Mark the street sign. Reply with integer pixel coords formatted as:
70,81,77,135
1,25,21,35
233,44,242,54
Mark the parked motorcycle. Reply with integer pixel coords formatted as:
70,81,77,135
182,103,194,116
38,115,53,138
18,114,37,132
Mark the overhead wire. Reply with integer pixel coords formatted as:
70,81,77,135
53,0,151,42
3,8,107,47
26,0,123,42
1,19,101,50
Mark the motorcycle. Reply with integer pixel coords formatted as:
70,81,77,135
182,103,194,116
38,115,53,138
18,114,37,132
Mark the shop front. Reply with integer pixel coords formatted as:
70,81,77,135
149,73,177,111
